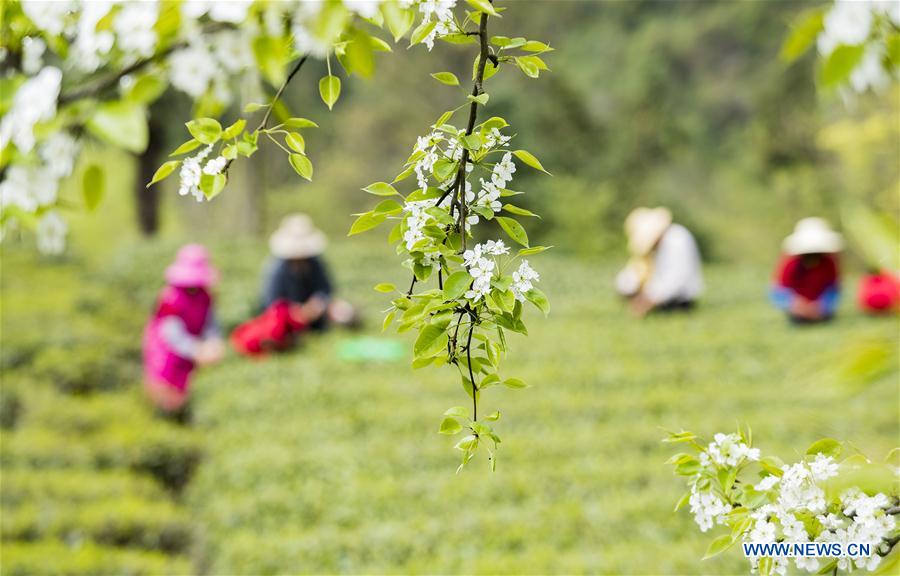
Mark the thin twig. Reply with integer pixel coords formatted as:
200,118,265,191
256,56,309,132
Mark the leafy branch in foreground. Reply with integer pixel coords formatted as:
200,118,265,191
666,429,900,575
350,0,553,471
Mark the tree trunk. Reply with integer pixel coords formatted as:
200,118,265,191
136,113,163,236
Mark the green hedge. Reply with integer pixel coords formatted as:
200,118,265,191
2,425,202,491
2,496,191,553
30,343,138,395
1,540,192,576
1,469,165,506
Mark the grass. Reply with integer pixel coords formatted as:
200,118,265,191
185,240,896,574
2,203,897,573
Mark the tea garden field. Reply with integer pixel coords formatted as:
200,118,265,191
1,227,896,574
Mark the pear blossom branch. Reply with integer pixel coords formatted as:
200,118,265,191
255,56,309,132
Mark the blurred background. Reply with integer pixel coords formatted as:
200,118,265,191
2,1,898,574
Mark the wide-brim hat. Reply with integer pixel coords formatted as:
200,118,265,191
625,207,673,256
783,217,844,255
165,244,218,288
269,213,327,259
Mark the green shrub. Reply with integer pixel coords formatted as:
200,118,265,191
0,540,192,575
30,343,138,395
2,496,192,553
2,425,202,491
21,388,150,434
1,469,165,506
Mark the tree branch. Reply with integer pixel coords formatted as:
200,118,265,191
58,23,234,105
255,56,309,132
455,8,492,253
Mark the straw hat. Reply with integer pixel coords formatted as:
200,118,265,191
165,244,218,288
624,207,673,256
782,217,844,255
269,213,327,259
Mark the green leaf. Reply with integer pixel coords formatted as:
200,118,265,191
525,288,549,316
780,7,826,63
199,173,226,199
503,377,528,389
486,411,501,421
289,153,313,181
253,35,289,86
348,211,387,236
286,132,306,154
522,41,553,53
382,1,415,41
496,216,529,247
465,0,499,17
518,245,552,256
673,492,690,512
414,324,449,358
244,102,268,113
374,283,396,293
819,44,866,88
186,118,222,145
439,417,463,435
409,19,437,47
372,199,403,215
806,438,842,458
434,110,454,128
455,434,478,452
431,72,460,86
86,101,148,153
512,149,549,174
221,119,246,140
443,271,472,301
363,182,400,196
467,93,489,105
703,535,734,560
319,75,341,110
444,406,469,419
147,160,179,188
378,312,395,335
169,138,201,156
502,203,539,218
345,29,375,78
282,117,319,129
82,164,104,211
515,56,540,78
125,74,167,105
461,133,482,151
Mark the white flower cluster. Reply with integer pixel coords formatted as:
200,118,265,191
684,435,897,575
511,259,539,301
469,151,516,227
401,0,457,50
177,145,216,202
817,0,900,94
699,433,761,468
463,240,508,300
0,67,62,154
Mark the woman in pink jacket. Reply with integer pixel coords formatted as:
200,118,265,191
143,245,224,414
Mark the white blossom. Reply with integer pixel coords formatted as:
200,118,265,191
346,0,384,19
39,133,80,179
22,36,46,75
849,45,891,93
178,145,214,201
0,165,57,212
689,483,732,532
818,0,874,56
70,1,115,73
754,474,780,491
492,151,517,188
114,1,160,62
21,0,74,36
809,453,839,482
169,41,217,98
511,259,539,301
36,211,67,255
203,156,227,175
702,433,760,468
0,67,62,153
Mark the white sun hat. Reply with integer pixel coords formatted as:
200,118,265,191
269,213,327,259
782,217,844,255
624,207,673,256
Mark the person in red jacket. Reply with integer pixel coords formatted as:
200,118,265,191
770,218,844,323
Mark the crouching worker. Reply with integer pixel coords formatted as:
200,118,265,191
615,207,704,317
771,218,843,324
143,245,224,414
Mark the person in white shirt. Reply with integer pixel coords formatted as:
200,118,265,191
615,207,704,316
